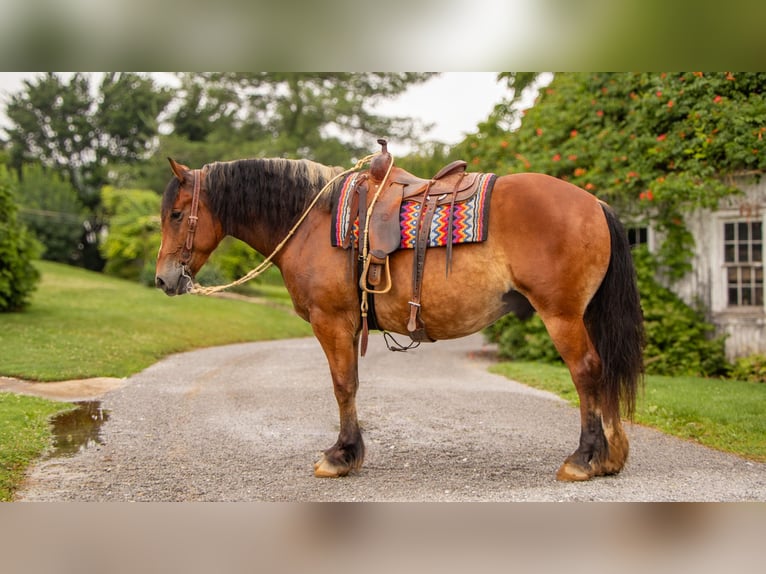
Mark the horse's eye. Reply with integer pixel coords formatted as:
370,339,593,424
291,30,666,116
170,210,184,222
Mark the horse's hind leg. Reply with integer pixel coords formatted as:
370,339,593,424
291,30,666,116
541,314,629,481
310,316,365,478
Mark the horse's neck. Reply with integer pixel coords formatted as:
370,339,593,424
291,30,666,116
218,159,340,259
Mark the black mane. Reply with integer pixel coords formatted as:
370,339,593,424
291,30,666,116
163,158,343,238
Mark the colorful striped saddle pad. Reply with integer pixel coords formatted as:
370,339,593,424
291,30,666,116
331,171,496,250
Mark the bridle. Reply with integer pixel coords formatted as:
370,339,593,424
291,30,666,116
178,168,203,267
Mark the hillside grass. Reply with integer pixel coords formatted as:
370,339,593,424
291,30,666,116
0,261,313,381
491,361,766,462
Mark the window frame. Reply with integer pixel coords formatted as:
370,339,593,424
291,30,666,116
722,218,764,309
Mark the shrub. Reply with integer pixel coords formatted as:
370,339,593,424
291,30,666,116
11,164,85,264
730,354,766,383
485,313,561,363
0,177,41,312
634,249,729,377
100,186,162,283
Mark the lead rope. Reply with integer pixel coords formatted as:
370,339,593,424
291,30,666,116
191,153,378,296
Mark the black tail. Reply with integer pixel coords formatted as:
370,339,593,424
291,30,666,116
584,203,645,422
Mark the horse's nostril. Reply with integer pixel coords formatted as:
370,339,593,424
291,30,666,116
155,276,166,290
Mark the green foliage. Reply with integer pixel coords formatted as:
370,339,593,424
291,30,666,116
4,73,172,208
0,174,41,311
100,186,162,283
168,73,436,164
484,314,561,364
10,164,85,263
458,72,766,281
633,249,729,377
730,354,766,383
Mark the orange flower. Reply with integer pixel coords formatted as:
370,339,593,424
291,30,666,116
713,95,723,103
667,100,674,108
500,140,508,148
585,183,595,191
657,134,667,142
552,153,561,162
570,129,578,138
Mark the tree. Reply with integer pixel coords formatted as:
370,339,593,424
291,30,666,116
4,73,172,270
0,170,41,312
169,73,437,164
10,164,85,264
4,73,172,209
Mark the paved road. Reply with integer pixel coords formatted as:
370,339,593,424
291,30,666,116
18,334,766,501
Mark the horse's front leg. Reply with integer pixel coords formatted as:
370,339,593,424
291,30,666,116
310,313,364,478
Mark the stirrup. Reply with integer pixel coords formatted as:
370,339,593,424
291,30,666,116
360,254,392,294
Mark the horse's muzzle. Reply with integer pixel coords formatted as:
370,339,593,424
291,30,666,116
155,267,193,296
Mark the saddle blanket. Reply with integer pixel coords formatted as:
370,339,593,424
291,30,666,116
331,172,496,249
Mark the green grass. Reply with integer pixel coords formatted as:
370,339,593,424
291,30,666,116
0,261,314,500
0,261,313,381
0,393,76,501
491,361,766,462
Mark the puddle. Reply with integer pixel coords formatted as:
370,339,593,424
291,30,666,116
47,401,110,458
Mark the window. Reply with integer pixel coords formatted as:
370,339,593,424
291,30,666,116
626,226,648,248
724,221,763,306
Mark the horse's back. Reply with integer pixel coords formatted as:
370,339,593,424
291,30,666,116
371,172,611,339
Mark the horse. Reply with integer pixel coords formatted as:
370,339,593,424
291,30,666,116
155,153,644,482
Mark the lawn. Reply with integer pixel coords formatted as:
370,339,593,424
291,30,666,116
0,261,313,500
491,361,766,462
0,261,313,381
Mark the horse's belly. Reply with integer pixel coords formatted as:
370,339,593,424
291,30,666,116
373,241,514,340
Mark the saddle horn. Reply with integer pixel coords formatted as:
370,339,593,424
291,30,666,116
370,138,392,183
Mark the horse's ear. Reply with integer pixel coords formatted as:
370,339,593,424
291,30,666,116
168,157,190,182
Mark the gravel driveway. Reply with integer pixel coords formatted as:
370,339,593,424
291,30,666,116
17,334,766,501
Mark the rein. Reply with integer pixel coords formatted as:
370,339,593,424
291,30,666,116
188,153,378,296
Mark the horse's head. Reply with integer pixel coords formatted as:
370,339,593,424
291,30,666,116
155,158,223,296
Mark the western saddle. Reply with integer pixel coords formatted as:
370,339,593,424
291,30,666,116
345,139,487,352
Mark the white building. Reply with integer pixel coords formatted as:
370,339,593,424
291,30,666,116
641,175,765,359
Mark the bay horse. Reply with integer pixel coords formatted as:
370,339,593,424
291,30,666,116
155,154,644,482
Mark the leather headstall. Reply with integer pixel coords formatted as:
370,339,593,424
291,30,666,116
179,168,202,267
